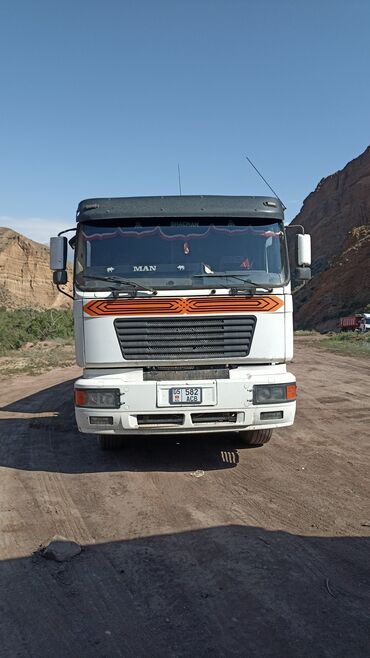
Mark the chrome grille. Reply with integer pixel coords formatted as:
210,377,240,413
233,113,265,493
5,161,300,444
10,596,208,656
114,315,256,360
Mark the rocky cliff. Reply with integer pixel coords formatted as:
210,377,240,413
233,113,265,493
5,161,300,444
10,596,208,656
289,146,370,330
0,228,72,309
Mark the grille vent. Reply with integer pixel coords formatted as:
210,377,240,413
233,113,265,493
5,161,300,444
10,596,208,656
114,315,256,361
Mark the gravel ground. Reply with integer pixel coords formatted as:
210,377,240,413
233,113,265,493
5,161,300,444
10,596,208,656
0,339,369,657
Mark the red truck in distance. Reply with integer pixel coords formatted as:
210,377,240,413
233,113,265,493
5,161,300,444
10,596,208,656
340,316,362,331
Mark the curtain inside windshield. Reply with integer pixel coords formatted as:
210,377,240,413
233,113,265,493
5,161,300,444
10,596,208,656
77,220,287,286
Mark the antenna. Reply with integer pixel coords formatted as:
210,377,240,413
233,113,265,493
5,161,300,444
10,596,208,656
177,163,182,196
245,156,286,210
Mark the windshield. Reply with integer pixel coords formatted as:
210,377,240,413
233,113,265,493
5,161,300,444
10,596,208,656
75,218,289,290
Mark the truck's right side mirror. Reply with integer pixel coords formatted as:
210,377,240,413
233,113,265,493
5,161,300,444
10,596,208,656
50,236,68,271
296,234,312,280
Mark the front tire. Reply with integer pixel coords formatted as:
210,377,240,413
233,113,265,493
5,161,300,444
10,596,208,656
238,428,273,446
98,435,123,451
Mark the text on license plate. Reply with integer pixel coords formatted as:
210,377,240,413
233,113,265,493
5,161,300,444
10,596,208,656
169,387,202,404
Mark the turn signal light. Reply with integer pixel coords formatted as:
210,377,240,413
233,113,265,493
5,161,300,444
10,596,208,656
75,389,87,406
286,384,297,400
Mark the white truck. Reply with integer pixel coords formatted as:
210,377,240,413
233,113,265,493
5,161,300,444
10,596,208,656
360,314,370,332
50,195,311,450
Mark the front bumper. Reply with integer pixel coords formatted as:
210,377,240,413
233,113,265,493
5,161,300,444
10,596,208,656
74,368,296,436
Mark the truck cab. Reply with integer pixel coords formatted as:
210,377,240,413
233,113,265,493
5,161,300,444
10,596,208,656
50,195,311,450
360,314,370,332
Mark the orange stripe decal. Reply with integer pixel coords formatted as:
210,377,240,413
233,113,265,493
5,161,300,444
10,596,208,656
83,295,284,317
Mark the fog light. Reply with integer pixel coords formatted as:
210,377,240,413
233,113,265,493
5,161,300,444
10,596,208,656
75,388,120,408
260,411,284,420
89,416,114,425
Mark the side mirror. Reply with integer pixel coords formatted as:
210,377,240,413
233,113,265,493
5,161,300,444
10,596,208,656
53,270,68,285
297,234,311,266
50,236,67,270
295,267,311,281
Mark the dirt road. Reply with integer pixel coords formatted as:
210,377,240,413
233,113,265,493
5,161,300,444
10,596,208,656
0,340,369,657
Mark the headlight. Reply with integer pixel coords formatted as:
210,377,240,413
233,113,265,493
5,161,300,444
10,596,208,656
75,388,120,408
253,383,296,405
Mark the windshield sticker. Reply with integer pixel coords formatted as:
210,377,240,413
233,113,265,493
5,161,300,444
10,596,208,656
82,226,282,241
171,221,199,226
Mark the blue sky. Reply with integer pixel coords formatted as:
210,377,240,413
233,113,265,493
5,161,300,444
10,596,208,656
0,0,369,242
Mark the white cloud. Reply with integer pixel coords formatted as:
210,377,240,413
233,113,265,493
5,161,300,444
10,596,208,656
0,216,73,245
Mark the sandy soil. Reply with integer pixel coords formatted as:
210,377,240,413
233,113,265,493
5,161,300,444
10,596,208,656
0,340,369,657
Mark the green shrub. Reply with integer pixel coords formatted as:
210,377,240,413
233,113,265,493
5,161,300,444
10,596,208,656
321,330,370,357
0,308,74,355
294,330,320,336
331,331,370,343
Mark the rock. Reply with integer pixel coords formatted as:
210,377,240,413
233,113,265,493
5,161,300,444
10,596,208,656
19,342,35,351
287,145,370,331
0,228,72,309
191,470,205,478
42,536,82,562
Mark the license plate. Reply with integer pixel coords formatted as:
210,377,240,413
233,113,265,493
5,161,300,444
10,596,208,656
169,387,202,405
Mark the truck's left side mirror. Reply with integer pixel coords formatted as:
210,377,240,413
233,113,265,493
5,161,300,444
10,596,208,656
297,234,311,267
296,233,312,281
50,236,67,271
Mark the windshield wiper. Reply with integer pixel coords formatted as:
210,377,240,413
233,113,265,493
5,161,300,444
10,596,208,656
81,275,157,296
231,277,273,293
192,273,273,293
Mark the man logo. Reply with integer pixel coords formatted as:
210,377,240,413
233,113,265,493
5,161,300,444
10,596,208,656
133,265,157,272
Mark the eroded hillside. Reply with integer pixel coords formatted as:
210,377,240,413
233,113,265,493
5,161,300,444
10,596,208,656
0,227,72,308
289,145,370,330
